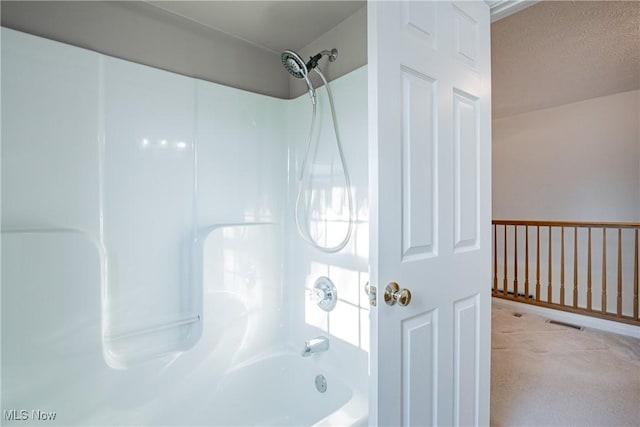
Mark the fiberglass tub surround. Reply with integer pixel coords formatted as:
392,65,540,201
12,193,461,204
1,27,368,426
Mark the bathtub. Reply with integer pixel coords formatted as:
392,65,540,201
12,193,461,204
144,352,368,426
3,227,368,427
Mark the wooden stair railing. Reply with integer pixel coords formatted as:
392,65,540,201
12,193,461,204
492,220,640,326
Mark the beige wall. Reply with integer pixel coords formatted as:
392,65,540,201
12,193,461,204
492,89,640,222
289,6,367,98
1,1,290,98
1,1,367,100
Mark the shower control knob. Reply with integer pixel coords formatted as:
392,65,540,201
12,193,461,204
384,282,412,307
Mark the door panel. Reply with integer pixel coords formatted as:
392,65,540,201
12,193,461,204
453,294,481,426
402,310,438,426
402,1,438,47
453,89,480,251
401,67,438,261
369,1,491,426
453,4,481,69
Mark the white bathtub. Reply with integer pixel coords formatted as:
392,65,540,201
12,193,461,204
144,352,368,426
2,228,368,427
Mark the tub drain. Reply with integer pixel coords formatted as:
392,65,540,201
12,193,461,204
315,374,327,393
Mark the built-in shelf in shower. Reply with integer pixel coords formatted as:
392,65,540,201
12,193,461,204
103,315,201,368
104,315,201,342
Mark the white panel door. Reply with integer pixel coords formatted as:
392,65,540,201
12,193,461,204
368,1,491,426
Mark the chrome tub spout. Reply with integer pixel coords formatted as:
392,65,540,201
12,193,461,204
300,336,329,357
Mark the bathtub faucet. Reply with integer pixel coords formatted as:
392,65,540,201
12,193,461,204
301,336,329,357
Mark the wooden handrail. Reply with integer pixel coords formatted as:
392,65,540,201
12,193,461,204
492,219,640,326
493,219,640,229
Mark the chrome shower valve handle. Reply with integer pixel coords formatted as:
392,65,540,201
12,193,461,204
310,276,337,312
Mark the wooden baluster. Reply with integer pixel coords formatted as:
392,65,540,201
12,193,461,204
536,226,541,301
493,224,497,293
514,225,519,298
503,224,508,295
617,228,622,317
548,226,553,303
560,227,565,306
602,228,607,314
525,226,530,299
587,227,592,311
573,226,578,308
634,229,638,320
490,221,639,323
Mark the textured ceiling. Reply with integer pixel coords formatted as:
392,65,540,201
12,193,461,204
146,1,364,53
492,1,640,119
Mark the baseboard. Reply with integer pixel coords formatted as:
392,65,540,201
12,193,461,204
492,298,640,339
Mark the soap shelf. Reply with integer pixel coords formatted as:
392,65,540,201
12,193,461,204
104,314,201,342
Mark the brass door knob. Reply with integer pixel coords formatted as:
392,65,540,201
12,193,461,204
384,282,412,307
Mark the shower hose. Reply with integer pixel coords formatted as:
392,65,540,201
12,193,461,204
295,68,354,253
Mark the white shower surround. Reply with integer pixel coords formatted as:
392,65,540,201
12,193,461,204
1,28,368,426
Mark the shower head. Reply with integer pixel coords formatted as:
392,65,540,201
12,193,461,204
281,50,308,79
281,48,338,105
280,48,339,79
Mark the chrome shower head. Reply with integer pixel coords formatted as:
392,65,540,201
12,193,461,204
281,50,308,79
280,48,339,79
281,48,338,105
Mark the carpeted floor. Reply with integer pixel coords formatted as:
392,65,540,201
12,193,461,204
491,304,640,427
